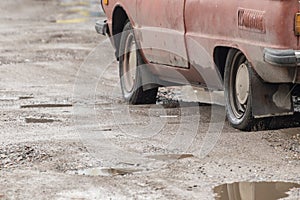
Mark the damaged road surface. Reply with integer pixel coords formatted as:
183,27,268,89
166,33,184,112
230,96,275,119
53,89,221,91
0,0,300,199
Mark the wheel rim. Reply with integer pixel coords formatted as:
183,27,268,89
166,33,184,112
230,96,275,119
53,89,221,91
235,63,250,105
123,33,137,93
229,52,250,119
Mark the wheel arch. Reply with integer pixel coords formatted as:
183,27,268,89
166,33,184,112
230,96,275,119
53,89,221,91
112,6,129,58
213,46,253,81
213,46,231,81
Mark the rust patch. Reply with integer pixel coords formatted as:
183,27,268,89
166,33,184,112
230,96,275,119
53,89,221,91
238,8,266,33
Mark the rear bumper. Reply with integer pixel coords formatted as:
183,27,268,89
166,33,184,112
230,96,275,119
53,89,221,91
95,19,108,36
264,48,300,67
263,48,300,83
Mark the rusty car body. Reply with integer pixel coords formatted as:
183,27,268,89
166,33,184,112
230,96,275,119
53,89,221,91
96,0,300,130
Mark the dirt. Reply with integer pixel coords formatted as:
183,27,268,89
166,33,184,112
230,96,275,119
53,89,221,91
0,0,300,199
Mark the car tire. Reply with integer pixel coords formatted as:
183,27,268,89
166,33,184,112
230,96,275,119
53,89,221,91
224,49,254,130
119,21,158,104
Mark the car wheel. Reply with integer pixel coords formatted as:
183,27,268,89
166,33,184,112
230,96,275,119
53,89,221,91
119,21,158,104
224,49,254,130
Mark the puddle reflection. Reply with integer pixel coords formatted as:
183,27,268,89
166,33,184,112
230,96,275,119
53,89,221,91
214,182,300,200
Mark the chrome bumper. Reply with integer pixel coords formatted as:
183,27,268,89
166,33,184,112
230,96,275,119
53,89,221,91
264,48,300,67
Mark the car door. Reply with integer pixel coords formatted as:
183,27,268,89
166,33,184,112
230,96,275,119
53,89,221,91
135,0,188,68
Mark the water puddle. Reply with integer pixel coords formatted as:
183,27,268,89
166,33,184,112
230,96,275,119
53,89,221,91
68,167,142,177
146,154,194,161
214,182,300,200
21,104,73,108
159,115,179,118
92,128,112,132
19,96,34,100
25,118,60,123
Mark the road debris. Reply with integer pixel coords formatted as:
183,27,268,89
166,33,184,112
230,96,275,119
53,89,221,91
0,144,49,169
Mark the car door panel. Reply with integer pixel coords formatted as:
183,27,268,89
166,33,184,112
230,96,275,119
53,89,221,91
136,0,189,68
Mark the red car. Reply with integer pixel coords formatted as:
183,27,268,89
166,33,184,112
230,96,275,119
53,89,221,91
96,0,300,130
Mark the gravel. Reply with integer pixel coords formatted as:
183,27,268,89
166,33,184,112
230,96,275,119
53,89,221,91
0,143,49,169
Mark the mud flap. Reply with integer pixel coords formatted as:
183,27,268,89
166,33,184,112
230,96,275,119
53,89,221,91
138,64,160,91
251,70,293,118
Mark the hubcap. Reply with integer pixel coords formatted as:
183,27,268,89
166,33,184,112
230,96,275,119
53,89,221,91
235,63,250,105
123,33,137,93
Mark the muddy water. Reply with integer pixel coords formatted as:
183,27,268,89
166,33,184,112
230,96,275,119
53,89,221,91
68,154,194,177
214,182,300,200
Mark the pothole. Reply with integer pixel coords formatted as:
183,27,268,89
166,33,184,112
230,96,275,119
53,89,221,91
19,96,34,100
214,181,300,200
20,103,73,108
67,167,143,177
25,117,61,123
146,154,194,161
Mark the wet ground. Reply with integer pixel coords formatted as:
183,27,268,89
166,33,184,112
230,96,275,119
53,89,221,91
0,0,300,199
